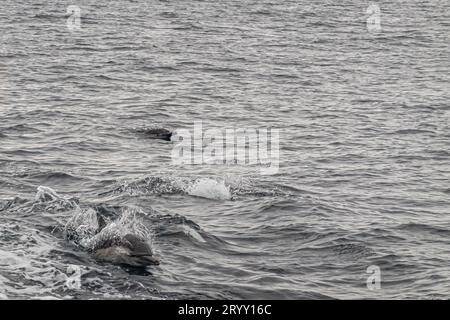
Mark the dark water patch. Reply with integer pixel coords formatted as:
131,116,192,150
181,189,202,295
0,124,42,134
20,171,87,184
159,12,179,19
395,222,450,238
391,129,436,135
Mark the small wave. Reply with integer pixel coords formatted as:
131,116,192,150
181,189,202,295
181,223,206,243
36,186,61,202
250,9,273,16
31,186,79,213
307,241,374,261
152,214,227,248
331,243,374,259
391,129,436,135
395,223,450,237
33,13,65,20
0,124,42,134
35,186,77,206
199,67,243,73
141,65,177,72
20,171,86,184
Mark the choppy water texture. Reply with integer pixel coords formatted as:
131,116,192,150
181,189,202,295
1,0,449,299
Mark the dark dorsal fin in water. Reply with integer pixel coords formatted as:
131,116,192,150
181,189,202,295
138,128,172,141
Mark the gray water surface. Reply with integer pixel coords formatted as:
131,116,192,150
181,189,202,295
0,0,449,299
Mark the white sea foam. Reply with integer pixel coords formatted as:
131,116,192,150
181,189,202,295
65,207,99,240
35,186,62,202
34,186,78,212
185,178,232,201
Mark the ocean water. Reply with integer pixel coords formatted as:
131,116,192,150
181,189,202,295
0,0,449,299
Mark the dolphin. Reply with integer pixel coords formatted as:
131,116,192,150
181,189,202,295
69,206,160,268
93,233,160,267
139,128,172,141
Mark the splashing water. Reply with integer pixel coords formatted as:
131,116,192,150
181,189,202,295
34,186,78,212
185,178,232,201
64,207,99,242
65,208,151,251
112,175,233,201
35,186,61,202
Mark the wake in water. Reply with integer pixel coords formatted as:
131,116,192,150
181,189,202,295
109,175,233,200
0,182,227,298
107,174,292,201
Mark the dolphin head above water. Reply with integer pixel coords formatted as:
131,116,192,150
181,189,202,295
93,234,159,268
